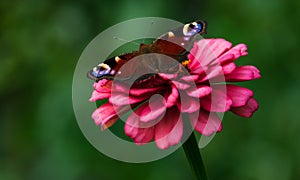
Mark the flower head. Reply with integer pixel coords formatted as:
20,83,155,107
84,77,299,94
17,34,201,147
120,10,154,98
89,38,261,149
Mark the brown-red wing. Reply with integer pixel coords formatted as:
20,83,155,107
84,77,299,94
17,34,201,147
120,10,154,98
152,38,187,55
113,52,141,79
151,20,207,56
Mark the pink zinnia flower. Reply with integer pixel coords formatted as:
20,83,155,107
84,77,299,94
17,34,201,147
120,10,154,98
89,38,261,149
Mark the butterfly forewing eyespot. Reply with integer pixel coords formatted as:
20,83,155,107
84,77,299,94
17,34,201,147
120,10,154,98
87,20,207,82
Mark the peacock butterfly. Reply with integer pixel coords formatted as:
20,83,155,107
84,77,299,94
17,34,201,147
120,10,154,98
87,20,207,82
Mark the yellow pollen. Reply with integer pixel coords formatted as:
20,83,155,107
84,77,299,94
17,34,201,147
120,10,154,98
181,59,191,67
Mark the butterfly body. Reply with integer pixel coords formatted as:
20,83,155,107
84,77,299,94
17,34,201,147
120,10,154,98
87,20,207,82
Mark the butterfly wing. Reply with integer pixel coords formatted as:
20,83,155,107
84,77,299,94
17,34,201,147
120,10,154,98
87,20,207,81
153,20,207,55
141,20,207,72
87,52,139,81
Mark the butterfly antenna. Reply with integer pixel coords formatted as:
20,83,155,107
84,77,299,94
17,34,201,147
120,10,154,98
142,21,154,43
113,36,140,46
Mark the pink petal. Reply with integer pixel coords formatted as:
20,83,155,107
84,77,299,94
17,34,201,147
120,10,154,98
124,111,154,144
189,109,222,136
189,39,232,68
231,97,259,117
132,128,154,145
125,105,148,136
226,66,261,82
91,103,116,126
158,73,178,80
124,98,165,129
164,84,179,107
129,87,161,96
154,107,183,149
177,92,200,113
109,93,147,106
140,95,167,122
207,63,236,82
187,57,205,75
198,65,223,82
89,90,111,102
110,83,162,106
172,80,190,90
188,39,250,80
91,102,127,130
180,74,200,82
201,89,232,112
217,53,234,64
227,85,253,107
218,43,248,64
186,85,212,98
111,83,129,93
187,47,202,72
112,82,161,94
235,44,248,56
208,39,233,59
222,62,236,74
93,80,112,93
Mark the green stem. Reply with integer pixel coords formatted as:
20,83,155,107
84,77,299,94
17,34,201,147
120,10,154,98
183,132,208,180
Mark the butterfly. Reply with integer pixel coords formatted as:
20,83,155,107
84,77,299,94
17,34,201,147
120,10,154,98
87,20,207,82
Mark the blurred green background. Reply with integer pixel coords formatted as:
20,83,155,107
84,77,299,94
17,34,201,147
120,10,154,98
1,0,300,179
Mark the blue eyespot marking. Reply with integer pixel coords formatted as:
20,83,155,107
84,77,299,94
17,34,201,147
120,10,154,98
91,63,112,78
193,23,203,33
183,21,205,37
92,70,102,77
